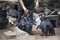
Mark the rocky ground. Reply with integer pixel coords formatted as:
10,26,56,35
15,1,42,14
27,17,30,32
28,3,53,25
0,25,60,40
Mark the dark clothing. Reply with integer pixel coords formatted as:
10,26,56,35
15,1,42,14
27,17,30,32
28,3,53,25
18,2,34,11
18,0,34,8
18,3,34,22
18,10,33,33
18,0,34,22
23,0,34,7
17,0,34,34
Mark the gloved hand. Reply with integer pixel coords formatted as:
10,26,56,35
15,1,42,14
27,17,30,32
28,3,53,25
23,8,28,14
34,2,39,11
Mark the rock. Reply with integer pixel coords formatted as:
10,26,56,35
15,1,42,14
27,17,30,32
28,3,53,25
4,31,16,40
15,27,29,36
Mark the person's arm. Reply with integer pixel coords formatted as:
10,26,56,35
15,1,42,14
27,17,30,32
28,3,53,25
36,0,39,5
19,0,26,10
19,0,28,14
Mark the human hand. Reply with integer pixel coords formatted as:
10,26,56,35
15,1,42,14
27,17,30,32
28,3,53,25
23,8,28,14
34,2,39,11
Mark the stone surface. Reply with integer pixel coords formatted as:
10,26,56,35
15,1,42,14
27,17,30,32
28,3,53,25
0,26,60,40
15,27,29,36
4,31,16,40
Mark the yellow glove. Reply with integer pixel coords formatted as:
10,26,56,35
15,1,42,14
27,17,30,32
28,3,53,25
34,2,39,11
24,8,28,14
